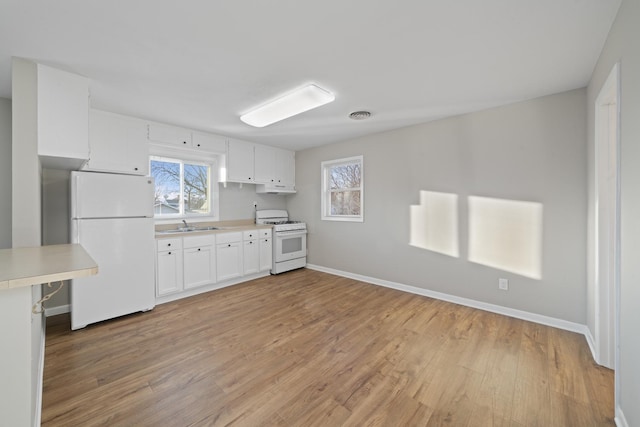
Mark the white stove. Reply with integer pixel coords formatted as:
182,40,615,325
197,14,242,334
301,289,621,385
256,210,307,274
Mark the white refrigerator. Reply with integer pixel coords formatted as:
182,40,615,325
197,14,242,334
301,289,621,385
70,171,156,330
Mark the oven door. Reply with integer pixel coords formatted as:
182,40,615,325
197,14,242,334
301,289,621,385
274,230,307,262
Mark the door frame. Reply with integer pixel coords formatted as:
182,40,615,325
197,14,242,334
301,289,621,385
594,62,620,373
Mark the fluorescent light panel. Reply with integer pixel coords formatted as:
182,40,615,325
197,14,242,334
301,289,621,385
240,84,335,127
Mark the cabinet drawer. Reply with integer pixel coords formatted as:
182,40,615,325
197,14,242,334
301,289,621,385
157,238,182,251
243,230,259,241
259,228,272,239
183,234,215,249
216,232,242,245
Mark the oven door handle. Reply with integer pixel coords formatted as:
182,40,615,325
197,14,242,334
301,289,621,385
275,230,308,236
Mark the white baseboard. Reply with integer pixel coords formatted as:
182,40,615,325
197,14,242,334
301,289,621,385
306,264,589,336
615,407,629,427
44,304,70,317
584,327,598,364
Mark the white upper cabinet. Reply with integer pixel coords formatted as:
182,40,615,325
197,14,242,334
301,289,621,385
191,132,226,152
147,123,192,147
148,123,226,153
84,110,149,175
254,144,276,184
226,139,255,183
275,148,295,187
37,64,89,168
254,145,296,191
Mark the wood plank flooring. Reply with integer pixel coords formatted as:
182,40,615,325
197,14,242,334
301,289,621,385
42,269,614,426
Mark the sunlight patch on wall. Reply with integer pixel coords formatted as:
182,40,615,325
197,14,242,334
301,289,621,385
410,191,459,258
468,196,543,279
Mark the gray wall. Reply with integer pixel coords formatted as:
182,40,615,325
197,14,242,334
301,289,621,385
0,98,10,249
218,183,286,221
288,88,587,324
587,0,640,424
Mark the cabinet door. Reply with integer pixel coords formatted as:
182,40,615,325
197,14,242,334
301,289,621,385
226,139,255,183
183,246,215,289
254,144,276,184
192,132,226,152
85,110,149,175
37,64,89,163
243,240,260,275
275,148,296,186
148,123,191,147
259,238,272,272
216,241,243,281
157,250,183,296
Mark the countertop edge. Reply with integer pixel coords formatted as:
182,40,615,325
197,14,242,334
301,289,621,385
0,244,99,291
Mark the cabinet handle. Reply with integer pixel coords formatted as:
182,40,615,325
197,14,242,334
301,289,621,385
183,141,187,144
228,244,231,247
168,243,171,246
197,144,201,147
197,248,201,251
168,251,172,255
134,167,139,171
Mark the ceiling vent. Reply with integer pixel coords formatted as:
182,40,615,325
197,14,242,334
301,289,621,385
349,111,371,120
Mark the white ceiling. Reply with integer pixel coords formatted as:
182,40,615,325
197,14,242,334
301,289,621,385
0,1,621,151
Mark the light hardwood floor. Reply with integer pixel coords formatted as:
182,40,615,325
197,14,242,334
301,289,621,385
42,269,614,426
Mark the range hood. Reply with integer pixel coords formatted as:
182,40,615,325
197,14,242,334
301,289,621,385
255,183,296,194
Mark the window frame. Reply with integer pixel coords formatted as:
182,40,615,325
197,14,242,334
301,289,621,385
321,155,364,222
149,146,220,222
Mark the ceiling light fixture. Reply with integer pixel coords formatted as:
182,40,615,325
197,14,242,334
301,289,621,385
240,84,335,128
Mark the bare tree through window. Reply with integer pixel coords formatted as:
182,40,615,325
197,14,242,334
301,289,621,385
151,157,211,216
329,163,361,215
322,156,364,221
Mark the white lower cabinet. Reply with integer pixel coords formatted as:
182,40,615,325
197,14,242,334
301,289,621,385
243,230,260,275
258,229,272,272
183,235,216,289
156,228,271,301
259,238,272,272
216,232,243,282
156,238,183,296
243,239,260,275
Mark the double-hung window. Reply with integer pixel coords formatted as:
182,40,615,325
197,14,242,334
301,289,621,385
150,155,215,218
321,155,364,222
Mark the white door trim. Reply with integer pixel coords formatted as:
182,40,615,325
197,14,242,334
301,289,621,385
594,62,620,373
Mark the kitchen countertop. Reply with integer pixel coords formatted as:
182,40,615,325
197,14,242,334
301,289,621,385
155,219,273,238
0,244,98,290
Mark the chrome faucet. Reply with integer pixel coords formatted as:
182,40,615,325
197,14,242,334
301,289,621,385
182,219,189,228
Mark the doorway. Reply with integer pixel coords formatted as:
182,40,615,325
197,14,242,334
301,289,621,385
594,63,620,370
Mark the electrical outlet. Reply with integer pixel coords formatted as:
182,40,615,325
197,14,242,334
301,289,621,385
498,278,509,291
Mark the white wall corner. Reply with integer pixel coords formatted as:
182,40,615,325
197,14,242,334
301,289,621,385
583,326,598,365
